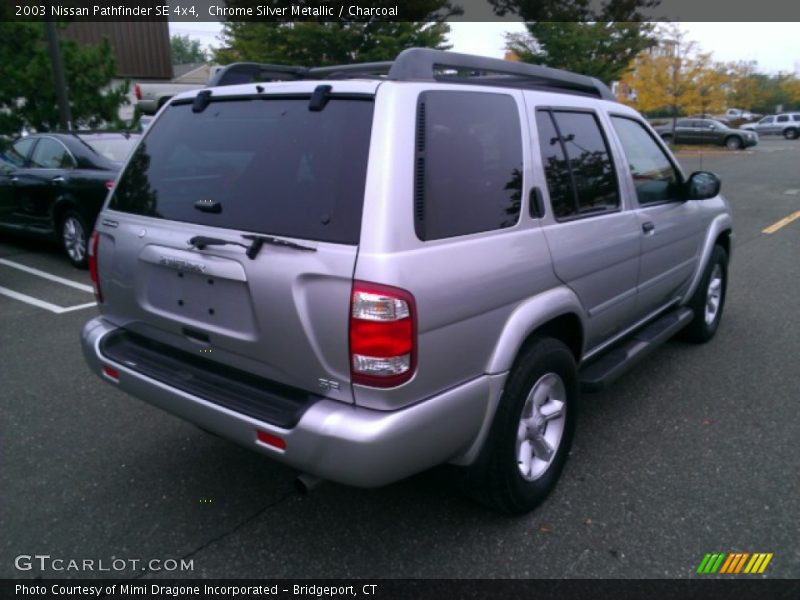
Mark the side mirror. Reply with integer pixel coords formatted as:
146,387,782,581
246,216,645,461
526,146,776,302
685,171,721,200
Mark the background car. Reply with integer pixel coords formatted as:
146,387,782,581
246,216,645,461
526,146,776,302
0,131,139,267
741,113,800,139
654,118,758,150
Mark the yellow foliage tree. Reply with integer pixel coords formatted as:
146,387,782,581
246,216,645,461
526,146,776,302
619,24,726,119
725,61,771,113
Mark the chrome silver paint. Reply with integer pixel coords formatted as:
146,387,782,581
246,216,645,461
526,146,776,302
516,372,567,481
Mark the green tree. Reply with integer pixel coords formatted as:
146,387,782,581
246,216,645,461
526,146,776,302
506,22,657,84
214,22,451,66
213,0,458,66
170,34,208,65
492,0,658,83
0,18,128,135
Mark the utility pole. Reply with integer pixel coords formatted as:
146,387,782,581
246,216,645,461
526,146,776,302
44,18,72,130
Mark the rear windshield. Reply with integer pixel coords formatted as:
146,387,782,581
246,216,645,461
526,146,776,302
82,135,139,163
109,97,374,244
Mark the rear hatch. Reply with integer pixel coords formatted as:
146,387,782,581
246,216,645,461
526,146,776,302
96,86,376,404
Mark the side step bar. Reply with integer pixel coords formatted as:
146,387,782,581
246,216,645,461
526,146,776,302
579,307,694,392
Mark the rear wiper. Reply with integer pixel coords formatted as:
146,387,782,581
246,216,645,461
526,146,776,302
188,236,248,252
188,234,316,260
241,234,317,258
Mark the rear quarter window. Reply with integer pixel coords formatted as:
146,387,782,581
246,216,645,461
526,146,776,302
414,91,523,241
109,97,374,245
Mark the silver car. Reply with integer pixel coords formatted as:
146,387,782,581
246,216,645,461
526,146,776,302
743,113,800,139
81,49,733,514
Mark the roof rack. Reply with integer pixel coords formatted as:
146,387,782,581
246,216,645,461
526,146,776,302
208,48,616,101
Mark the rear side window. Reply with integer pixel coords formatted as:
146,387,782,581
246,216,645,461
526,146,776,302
109,98,374,244
536,110,619,219
414,91,523,241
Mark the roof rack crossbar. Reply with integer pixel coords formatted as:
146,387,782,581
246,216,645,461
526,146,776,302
308,61,394,79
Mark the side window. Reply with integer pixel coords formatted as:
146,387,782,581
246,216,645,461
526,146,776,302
777,115,789,123
761,117,774,124
414,91,523,241
537,110,620,218
535,111,575,219
30,138,74,169
7,138,36,167
611,116,682,205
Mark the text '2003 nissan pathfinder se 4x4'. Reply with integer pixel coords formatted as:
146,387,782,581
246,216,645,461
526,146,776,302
81,49,732,514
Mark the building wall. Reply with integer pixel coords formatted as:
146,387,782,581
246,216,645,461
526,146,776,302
61,22,173,80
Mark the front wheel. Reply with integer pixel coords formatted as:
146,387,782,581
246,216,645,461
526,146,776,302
60,210,89,269
725,136,743,150
459,337,578,514
682,245,728,343
661,134,673,145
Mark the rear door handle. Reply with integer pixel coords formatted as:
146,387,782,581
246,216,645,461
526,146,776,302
51,176,65,183
529,187,546,218
10,176,19,183
642,221,655,233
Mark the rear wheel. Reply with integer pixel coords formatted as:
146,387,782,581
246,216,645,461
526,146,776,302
784,128,798,140
725,136,742,150
459,337,578,514
682,245,728,343
60,210,89,269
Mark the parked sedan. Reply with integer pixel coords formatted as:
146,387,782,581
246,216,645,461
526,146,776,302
654,118,758,150
0,131,139,267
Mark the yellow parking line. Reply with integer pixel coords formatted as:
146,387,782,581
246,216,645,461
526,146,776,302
762,210,800,234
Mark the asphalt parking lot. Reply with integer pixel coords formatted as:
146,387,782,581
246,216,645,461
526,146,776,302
1,138,798,580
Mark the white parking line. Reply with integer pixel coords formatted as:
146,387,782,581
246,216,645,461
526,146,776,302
0,258,94,293
0,285,96,314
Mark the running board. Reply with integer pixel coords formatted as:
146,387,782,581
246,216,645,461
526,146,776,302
579,307,694,392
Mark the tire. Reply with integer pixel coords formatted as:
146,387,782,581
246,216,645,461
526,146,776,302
60,210,89,269
661,134,673,145
784,128,798,140
682,245,728,343
725,136,742,150
458,337,578,514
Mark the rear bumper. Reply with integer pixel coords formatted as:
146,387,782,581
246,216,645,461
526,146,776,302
81,317,501,487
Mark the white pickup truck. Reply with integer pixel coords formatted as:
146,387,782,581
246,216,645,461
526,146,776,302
134,81,202,114
134,66,227,114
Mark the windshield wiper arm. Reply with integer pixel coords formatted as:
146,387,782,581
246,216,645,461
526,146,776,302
241,234,317,258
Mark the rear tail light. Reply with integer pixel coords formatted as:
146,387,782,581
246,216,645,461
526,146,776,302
102,366,119,382
350,281,416,388
105,180,114,191
257,431,286,450
134,83,141,101
88,230,102,303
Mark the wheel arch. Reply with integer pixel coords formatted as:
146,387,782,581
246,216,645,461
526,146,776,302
682,214,733,304
486,286,586,374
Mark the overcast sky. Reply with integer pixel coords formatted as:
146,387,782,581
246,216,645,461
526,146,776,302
169,22,800,75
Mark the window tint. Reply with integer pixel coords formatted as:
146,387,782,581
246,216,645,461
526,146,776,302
611,117,682,205
30,138,74,169
761,117,774,124
546,111,619,217
110,98,374,244
777,115,789,123
535,111,574,219
414,91,523,240
7,138,36,167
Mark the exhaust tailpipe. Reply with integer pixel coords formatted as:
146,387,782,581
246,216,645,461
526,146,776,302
295,473,324,494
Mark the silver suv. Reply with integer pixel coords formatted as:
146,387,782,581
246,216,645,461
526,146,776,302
743,113,800,139
81,49,733,514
